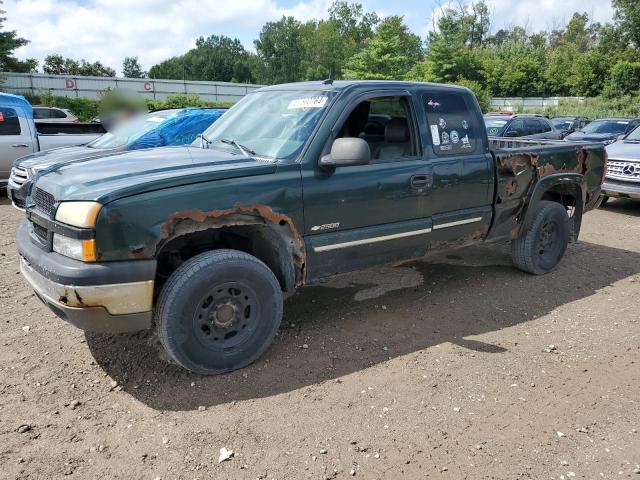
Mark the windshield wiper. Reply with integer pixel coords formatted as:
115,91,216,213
197,133,212,149
220,138,256,159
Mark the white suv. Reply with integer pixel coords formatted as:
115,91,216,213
32,106,78,123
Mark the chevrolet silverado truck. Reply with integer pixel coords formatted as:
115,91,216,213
17,81,606,374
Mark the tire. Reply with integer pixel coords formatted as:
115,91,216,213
599,195,610,207
155,249,283,374
511,201,570,275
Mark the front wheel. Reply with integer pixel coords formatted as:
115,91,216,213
155,249,283,374
511,201,570,275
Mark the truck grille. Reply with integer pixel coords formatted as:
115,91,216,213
32,222,48,244
607,160,640,183
33,187,56,216
9,166,28,187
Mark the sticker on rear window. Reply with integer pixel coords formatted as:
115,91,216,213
288,96,328,110
430,125,440,146
147,116,165,123
617,121,629,124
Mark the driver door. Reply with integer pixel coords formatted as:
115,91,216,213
301,91,433,282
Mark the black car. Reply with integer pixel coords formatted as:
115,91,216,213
551,116,591,137
564,118,640,145
484,113,563,140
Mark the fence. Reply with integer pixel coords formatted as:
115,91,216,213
0,72,263,102
490,97,585,111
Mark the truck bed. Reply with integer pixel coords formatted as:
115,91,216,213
36,122,105,151
486,136,606,242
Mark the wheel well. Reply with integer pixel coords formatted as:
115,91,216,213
155,225,297,295
539,182,583,241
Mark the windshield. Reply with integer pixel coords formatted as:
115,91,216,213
198,90,336,160
87,110,176,149
484,116,509,136
625,125,640,141
580,120,630,135
551,118,573,131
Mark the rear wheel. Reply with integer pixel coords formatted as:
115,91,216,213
598,195,610,207
511,201,570,275
156,249,283,374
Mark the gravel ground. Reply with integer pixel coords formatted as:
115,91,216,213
0,196,639,480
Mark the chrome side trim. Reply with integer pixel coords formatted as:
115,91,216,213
314,228,432,252
433,216,483,230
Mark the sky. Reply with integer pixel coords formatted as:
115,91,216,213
4,0,615,76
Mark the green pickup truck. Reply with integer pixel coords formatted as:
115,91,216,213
17,81,606,374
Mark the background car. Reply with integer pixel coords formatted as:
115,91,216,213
484,113,563,139
32,106,79,123
8,107,226,209
550,116,591,137
600,124,640,205
564,118,640,144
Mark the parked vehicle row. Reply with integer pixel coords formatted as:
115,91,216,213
7,106,226,209
0,93,106,187
14,80,606,375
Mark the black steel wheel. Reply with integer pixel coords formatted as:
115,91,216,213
511,201,570,275
156,249,283,374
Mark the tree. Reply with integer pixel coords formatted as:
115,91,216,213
149,35,254,82
613,0,640,49
43,54,115,76
0,1,37,72
343,16,423,80
254,16,305,84
122,56,145,78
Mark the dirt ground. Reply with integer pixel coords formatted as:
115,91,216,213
0,196,639,480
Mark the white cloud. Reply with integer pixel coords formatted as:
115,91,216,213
3,0,616,76
4,0,333,74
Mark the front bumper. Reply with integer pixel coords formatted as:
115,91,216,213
17,220,156,333
601,179,640,200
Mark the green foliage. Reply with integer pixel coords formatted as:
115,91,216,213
537,94,640,119
43,54,116,76
122,56,145,78
148,35,254,83
0,1,37,72
254,16,305,84
25,93,233,122
604,61,640,96
343,16,423,80
455,78,492,112
613,0,640,48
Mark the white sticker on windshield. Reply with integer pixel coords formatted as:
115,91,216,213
147,116,165,123
617,121,629,124
492,120,508,125
288,96,328,110
430,125,441,146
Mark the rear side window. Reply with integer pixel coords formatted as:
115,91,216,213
538,119,552,133
33,108,50,119
51,109,68,119
423,92,477,155
0,108,22,135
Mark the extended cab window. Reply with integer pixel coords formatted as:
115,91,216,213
0,108,21,135
51,109,68,119
33,108,50,119
424,92,477,154
336,95,418,162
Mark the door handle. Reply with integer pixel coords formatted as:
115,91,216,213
11,143,29,148
410,174,432,188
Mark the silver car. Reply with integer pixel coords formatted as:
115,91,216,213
601,126,640,204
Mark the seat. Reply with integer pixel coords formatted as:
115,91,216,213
374,117,411,160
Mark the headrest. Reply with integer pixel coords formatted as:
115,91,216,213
363,122,385,136
385,118,409,143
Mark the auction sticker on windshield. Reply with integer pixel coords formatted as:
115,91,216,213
288,96,329,110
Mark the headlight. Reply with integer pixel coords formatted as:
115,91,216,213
55,201,102,228
53,234,97,262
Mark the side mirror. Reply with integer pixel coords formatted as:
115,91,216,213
320,137,370,168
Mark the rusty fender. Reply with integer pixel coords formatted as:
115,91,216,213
160,204,306,286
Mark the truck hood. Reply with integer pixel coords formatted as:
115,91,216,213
15,145,123,171
565,132,622,143
605,140,640,161
34,146,277,203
